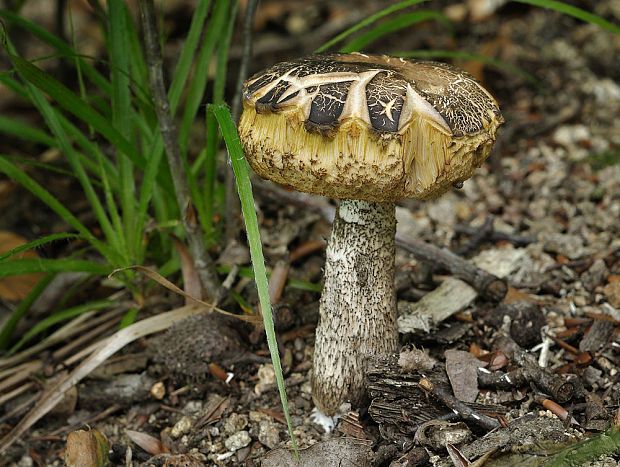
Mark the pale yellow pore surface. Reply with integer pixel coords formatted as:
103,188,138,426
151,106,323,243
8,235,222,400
239,105,500,202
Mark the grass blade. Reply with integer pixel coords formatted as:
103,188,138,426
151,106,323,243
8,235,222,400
179,0,229,154
168,0,212,114
0,9,112,95
8,299,116,355
211,103,298,457
0,155,79,180
0,156,120,263
177,0,230,235
135,134,166,264
0,274,55,349
340,11,453,53
0,258,111,277
514,0,620,35
59,114,120,187
8,54,146,171
108,0,135,262
11,55,126,264
0,233,81,261
0,116,56,147
315,0,428,53
200,0,239,240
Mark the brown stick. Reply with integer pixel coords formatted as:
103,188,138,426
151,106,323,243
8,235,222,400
513,350,575,403
418,377,501,431
395,236,507,302
454,221,536,247
253,180,507,302
487,336,576,403
454,215,495,256
139,0,221,299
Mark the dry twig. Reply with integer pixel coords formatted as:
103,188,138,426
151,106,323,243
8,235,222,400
139,0,221,299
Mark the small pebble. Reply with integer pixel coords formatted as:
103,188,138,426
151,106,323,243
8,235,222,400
603,282,620,308
171,415,193,438
225,430,251,451
223,413,248,434
255,364,277,394
258,364,276,384
258,419,281,449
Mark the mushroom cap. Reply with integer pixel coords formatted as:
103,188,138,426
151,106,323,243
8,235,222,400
239,53,503,202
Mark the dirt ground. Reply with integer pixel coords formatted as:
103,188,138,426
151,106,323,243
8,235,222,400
1,0,619,465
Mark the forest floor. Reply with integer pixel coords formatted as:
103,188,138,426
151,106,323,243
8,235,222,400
1,0,619,466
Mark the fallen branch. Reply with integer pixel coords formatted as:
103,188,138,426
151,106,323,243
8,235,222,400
254,181,507,301
454,219,536,248
418,377,501,431
395,237,507,302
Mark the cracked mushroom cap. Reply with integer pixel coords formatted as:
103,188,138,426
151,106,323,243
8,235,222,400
239,53,503,202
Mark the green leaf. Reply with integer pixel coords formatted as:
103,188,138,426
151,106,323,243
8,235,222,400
179,0,229,153
315,0,429,53
8,54,146,171
543,426,620,466
168,0,212,114
9,54,126,264
178,0,231,236
0,9,112,94
108,0,135,261
211,103,298,458
120,308,140,329
0,115,56,147
0,258,111,277
0,155,78,180
213,0,238,104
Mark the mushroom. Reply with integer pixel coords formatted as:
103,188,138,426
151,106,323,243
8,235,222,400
238,53,503,418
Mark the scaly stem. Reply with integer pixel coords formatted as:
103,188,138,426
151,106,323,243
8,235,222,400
312,199,399,416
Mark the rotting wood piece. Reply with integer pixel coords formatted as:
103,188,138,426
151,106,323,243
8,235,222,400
418,377,501,430
366,353,506,439
490,336,579,403
398,277,477,334
579,319,615,353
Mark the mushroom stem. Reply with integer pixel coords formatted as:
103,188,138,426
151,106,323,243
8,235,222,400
312,199,399,416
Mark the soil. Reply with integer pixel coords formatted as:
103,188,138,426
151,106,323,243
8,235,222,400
1,1,619,466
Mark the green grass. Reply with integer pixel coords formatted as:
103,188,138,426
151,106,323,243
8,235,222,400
586,148,620,172
0,0,221,346
212,104,298,456
339,11,453,53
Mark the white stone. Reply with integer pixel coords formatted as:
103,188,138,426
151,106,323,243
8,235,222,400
224,430,251,451
171,415,193,438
